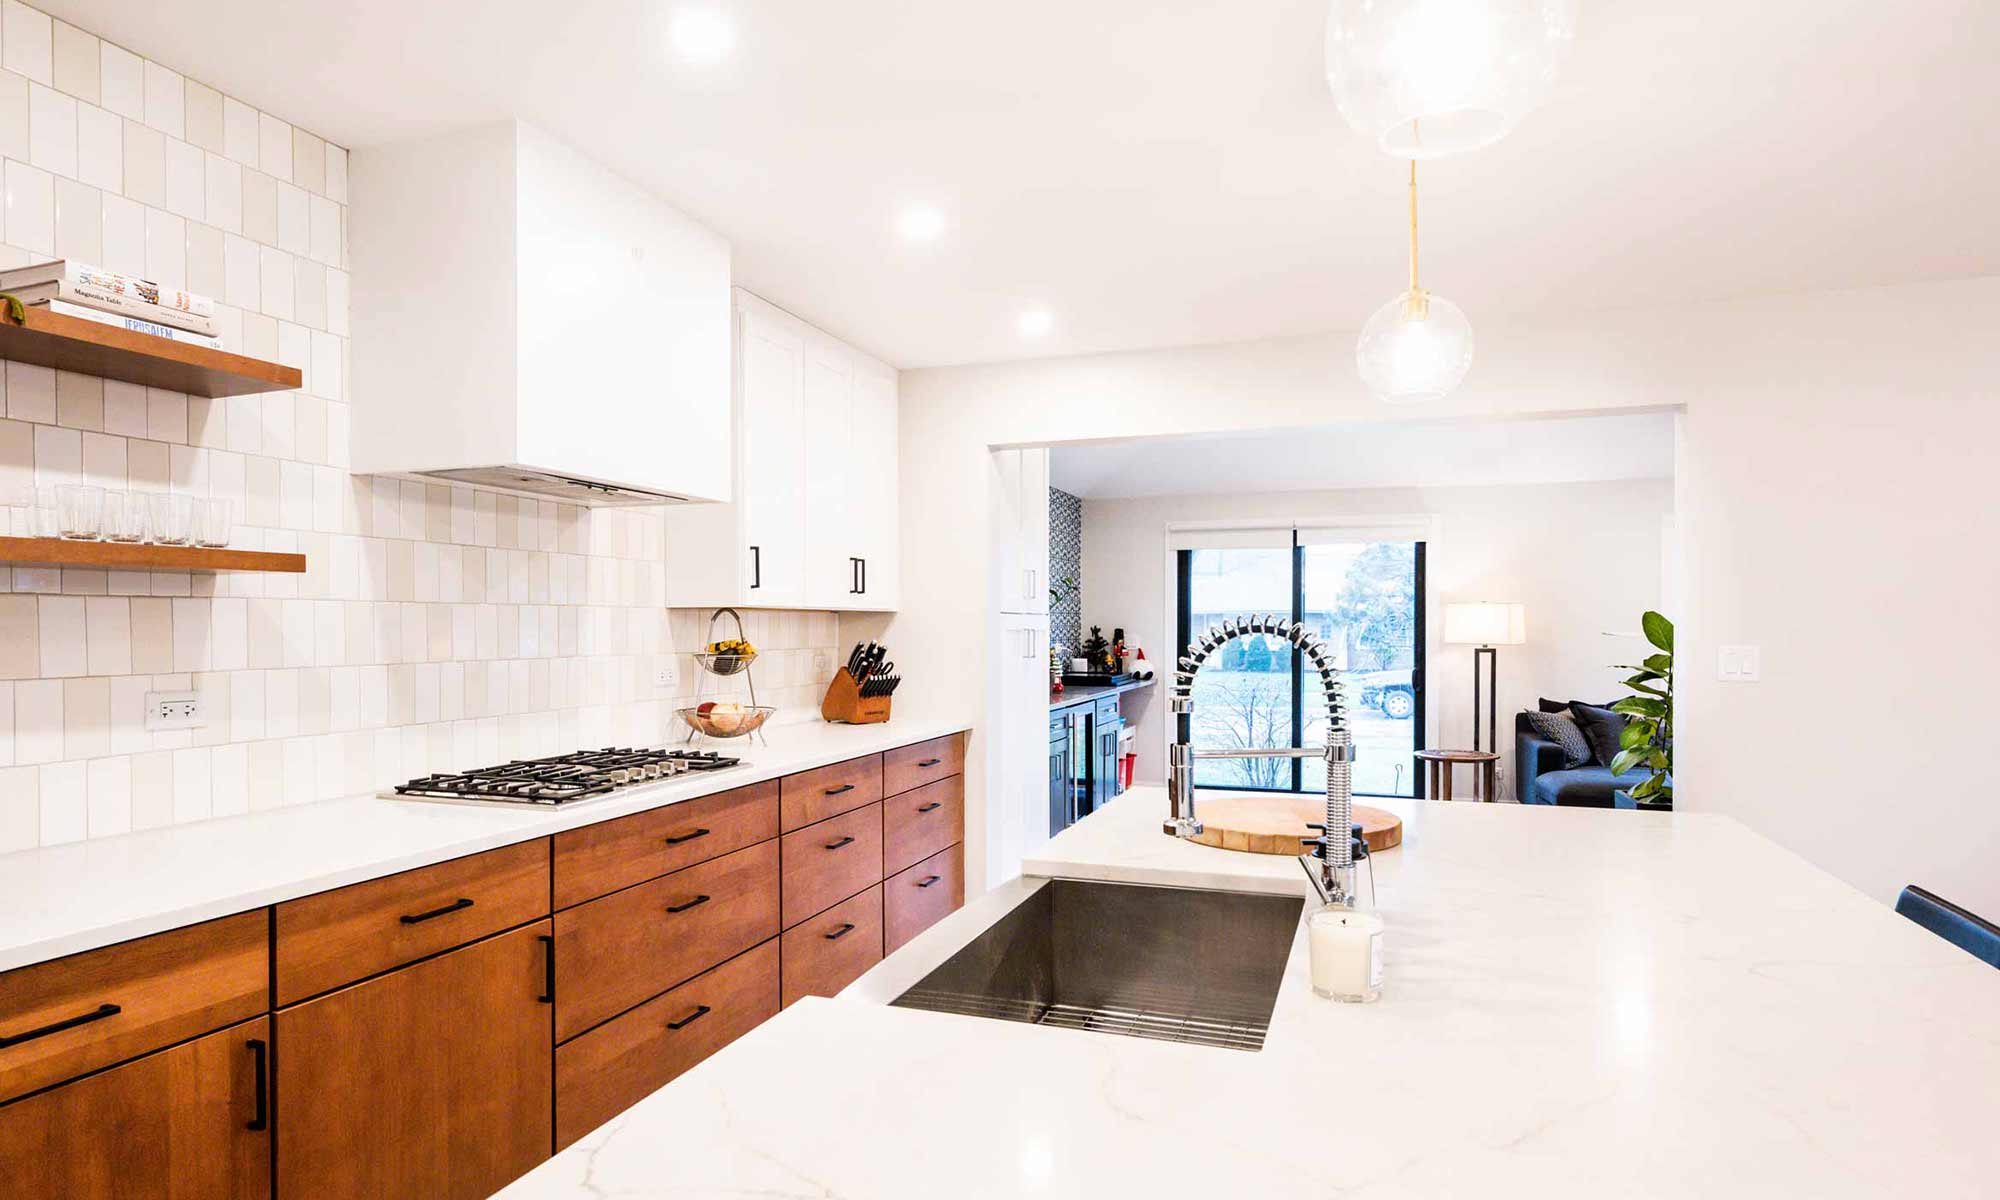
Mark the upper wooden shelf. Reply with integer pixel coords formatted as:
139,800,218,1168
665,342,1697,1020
0,306,302,397
0,537,306,573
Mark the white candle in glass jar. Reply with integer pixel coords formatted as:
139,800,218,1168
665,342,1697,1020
1308,908,1383,1003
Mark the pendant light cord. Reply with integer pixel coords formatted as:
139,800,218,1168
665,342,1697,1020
1407,159,1420,295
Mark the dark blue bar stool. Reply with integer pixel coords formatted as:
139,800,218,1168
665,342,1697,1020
1894,885,2000,968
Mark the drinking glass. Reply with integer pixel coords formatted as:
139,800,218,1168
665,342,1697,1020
32,486,63,538
0,484,32,536
195,497,233,548
102,491,149,542
147,493,195,545
56,484,102,539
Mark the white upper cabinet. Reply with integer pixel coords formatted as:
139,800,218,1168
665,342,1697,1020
993,448,1050,615
663,291,901,611
350,121,731,504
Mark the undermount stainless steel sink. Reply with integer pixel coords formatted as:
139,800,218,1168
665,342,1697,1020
891,879,1303,1051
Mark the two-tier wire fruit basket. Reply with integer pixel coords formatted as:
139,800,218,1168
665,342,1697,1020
678,607,776,744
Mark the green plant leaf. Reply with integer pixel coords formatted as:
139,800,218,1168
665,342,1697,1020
1609,748,1643,776
1622,677,1666,696
1642,653,1672,674
1611,697,1666,718
1618,721,1651,750
1630,773,1663,800
1642,611,1674,653
0,293,22,324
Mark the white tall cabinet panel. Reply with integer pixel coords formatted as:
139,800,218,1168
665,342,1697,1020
993,448,1050,615
663,291,900,611
987,613,1050,887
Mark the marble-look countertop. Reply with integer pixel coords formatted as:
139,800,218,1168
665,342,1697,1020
0,717,970,972
497,787,2000,1199
1048,676,1157,711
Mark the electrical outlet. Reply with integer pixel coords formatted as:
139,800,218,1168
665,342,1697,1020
145,690,204,731
812,650,832,676
655,657,681,690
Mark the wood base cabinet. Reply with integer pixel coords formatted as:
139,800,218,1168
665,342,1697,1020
0,1015,272,1199
275,922,553,1200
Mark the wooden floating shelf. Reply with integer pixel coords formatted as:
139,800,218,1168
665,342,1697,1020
0,306,301,398
0,537,306,573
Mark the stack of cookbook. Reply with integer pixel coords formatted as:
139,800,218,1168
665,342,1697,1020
0,260,219,348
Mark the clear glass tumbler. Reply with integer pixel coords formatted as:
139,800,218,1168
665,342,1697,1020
147,493,196,545
195,497,233,548
56,484,103,540
32,486,63,538
102,491,149,542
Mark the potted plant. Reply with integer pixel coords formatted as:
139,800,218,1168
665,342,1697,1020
1608,611,1673,808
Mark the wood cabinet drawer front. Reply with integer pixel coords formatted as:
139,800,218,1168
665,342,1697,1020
0,911,267,1105
552,780,778,909
555,940,777,1151
884,843,964,955
0,1015,272,1199
883,775,965,877
780,803,883,928
884,733,965,796
779,754,883,830
275,839,550,1005
781,885,883,1008
554,841,779,1043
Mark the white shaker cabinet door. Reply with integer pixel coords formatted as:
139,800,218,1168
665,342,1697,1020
737,307,806,607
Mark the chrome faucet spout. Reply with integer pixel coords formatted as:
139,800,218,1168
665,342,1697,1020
1165,618,1358,907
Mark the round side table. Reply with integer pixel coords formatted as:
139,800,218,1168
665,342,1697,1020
1415,749,1500,801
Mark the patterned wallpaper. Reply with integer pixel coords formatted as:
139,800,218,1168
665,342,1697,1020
1049,485,1082,656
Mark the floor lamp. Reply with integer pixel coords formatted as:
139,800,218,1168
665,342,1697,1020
1443,603,1527,753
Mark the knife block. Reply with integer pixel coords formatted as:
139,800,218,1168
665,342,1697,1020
821,668,892,725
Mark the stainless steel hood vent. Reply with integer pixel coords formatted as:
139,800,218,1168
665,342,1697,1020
416,467,691,506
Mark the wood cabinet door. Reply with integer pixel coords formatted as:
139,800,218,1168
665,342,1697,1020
0,1015,271,1200
276,922,553,1200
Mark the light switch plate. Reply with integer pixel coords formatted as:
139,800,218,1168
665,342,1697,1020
1718,645,1761,682
145,689,204,730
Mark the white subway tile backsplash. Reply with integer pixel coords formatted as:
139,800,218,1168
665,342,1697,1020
256,111,289,180
164,135,203,219
99,188,143,273
96,40,141,119
27,80,74,174
85,754,131,836
6,158,54,254
50,18,95,102
120,116,163,204
38,760,85,843
0,71,27,161
3,2,54,85
37,593,85,675
15,676,58,761
143,204,184,287
183,78,221,152
74,99,118,189
53,175,101,263
170,744,208,821
140,58,182,137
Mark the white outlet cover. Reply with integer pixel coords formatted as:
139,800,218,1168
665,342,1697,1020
657,657,681,689
145,689,205,730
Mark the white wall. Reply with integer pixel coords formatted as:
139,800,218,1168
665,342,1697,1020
890,276,2000,919
1080,480,1673,795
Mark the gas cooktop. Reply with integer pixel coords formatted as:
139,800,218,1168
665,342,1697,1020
391,747,744,807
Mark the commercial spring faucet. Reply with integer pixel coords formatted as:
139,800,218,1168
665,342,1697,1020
1168,616,1358,908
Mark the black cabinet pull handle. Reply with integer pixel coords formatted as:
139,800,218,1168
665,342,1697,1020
400,897,473,924
917,875,943,888
916,802,943,813
0,1002,121,1048
824,835,856,850
664,827,711,845
917,758,943,768
666,894,711,914
666,1004,711,1031
823,783,855,796
824,922,857,941
537,934,555,1004
246,1038,269,1131
859,558,866,594
749,545,761,589
850,557,860,594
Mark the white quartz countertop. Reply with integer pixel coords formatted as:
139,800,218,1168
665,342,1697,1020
497,787,2000,1199
0,718,970,973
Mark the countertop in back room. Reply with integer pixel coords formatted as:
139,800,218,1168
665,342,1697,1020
1048,677,1156,710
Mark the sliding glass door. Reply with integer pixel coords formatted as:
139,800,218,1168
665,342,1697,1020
1176,529,1425,798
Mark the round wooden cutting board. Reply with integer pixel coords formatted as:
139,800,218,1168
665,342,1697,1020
1188,794,1402,856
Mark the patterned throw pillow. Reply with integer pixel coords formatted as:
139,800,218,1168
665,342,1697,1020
1524,711,1591,769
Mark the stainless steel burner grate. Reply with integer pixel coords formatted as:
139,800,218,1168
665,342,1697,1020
392,747,743,805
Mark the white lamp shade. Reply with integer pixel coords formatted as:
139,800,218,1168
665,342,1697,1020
1443,601,1526,645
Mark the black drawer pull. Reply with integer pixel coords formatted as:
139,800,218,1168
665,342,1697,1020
917,758,943,768
823,783,855,796
537,934,555,1004
400,897,473,925
0,1002,121,1048
917,875,943,888
916,802,943,813
824,922,857,941
824,835,856,850
246,1038,269,1131
666,894,711,914
667,1004,712,1031
664,827,711,845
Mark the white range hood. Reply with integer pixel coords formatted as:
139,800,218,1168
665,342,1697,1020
349,121,732,506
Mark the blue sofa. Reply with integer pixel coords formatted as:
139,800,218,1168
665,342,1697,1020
1515,710,1652,806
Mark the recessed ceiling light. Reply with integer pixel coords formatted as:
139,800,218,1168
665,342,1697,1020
669,8,734,63
1018,309,1053,338
897,206,946,242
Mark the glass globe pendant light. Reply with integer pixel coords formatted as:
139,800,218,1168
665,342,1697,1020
1357,160,1473,403
1326,0,1578,158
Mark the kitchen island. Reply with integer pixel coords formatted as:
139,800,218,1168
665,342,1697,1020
495,787,2000,1199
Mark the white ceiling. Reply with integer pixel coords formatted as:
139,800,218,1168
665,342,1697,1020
44,1,2000,369
1048,412,1674,498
